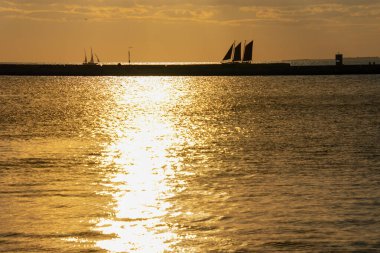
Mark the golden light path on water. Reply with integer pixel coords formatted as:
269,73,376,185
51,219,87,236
94,77,188,252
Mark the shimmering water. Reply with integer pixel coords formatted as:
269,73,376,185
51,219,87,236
0,75,379,252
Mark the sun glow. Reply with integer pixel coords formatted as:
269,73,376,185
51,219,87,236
94,77,185,252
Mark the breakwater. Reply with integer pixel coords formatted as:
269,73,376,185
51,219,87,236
1,63,379,76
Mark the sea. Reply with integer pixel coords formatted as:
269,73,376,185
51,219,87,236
0,70,379,252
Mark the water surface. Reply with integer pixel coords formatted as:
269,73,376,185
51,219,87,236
0,75,379,252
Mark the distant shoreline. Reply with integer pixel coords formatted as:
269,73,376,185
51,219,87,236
1,56,379,66
1,62,380,76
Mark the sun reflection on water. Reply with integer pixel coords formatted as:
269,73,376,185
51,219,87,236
94,77,185,252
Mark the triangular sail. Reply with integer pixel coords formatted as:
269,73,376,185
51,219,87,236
95,54,100,63
233,42,241,62
243,41,253,62
222,43,234,61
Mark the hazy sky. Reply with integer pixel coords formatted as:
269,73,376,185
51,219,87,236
1,0,379,63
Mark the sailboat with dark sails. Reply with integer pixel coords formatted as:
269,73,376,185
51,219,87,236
222,40,253,64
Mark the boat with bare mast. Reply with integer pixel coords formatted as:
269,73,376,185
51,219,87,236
83,48,100,65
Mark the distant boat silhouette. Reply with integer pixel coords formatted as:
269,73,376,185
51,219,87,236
83,48,100,65
222,40,253,64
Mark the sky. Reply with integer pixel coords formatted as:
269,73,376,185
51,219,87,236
0,0,380,63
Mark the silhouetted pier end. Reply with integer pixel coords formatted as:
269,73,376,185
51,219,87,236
336,53,343,66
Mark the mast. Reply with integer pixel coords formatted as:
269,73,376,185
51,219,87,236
128,47,132,65
90,48,94,64
232,42,242,62
242,40,253,63
84,49,87,64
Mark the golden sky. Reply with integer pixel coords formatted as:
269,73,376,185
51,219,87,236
1,0,379,63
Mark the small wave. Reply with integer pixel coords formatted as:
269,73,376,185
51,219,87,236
179,224,218,232
262,240,315,249
0,232,24,238
114,217,150,222
0,230,109,239
20,157,55,167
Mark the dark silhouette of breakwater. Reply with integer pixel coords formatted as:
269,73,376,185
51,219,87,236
1,63,379,76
